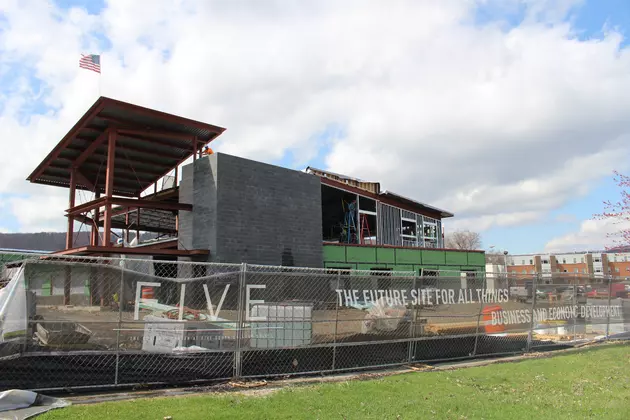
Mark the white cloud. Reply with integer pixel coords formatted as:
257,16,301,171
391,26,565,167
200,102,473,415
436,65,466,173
554,214,578,223
0,0,629,234
8,194,70,232
445,210,544,232
544,217,630,252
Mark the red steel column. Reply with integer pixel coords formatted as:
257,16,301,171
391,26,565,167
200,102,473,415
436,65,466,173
103,129,116,246
91,191,101,246
66,168,77,249
136,208,141,244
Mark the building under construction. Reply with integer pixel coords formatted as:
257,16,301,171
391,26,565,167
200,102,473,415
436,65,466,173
26,96,485,277
2,97,613,393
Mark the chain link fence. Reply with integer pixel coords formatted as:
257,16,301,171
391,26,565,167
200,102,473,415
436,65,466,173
1,252,629,391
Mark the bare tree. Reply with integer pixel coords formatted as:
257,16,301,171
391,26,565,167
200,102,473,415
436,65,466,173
445,230,482,250
485,252,506,265
593,170,630,249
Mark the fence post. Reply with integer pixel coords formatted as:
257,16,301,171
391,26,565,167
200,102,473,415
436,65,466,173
407,273,418,364
572,275,578,342
526,273,539,353
114,259,125,385
471,271,486,357
233,263,247,379
605,275,613,340
331,270,341,372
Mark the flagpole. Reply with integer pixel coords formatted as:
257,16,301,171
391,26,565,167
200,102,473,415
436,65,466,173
98,53,102,97
79,53,102,97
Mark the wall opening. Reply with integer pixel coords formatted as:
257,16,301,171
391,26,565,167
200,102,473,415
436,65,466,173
321,185,359,244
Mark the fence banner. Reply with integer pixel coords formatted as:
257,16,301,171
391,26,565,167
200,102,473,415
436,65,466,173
0,253,628,391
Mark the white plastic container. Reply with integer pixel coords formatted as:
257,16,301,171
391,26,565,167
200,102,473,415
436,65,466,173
250,302,313,348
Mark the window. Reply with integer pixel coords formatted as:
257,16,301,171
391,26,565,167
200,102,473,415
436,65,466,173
574,268,579,273
595,258,601,263
542,259,549,264
423,223,436,238
583,269,586,274
573,258,577,263
521,260,525,265
529,259,533,265
595,268,602,273
401,218,417,247
562,258,566,264
522,270,527,274
358,196,377,213
402,219,417,236
616,267,620,273
581,258,584,263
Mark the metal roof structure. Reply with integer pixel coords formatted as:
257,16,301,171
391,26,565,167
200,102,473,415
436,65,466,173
307,167,454,218
305,167,381,194
379,191,454,218
27,96,226,197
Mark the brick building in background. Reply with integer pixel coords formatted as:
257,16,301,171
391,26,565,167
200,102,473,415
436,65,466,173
507,251,630,281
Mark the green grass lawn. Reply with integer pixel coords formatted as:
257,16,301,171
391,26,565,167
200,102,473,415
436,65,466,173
40,343,630,420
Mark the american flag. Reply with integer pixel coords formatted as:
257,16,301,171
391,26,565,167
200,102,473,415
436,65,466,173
79,54,101,73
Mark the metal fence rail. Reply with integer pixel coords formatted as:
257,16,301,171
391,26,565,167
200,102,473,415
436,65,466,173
0,253,628,392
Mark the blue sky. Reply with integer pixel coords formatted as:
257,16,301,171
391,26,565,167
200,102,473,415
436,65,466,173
477,0,630,253
0,0,629,254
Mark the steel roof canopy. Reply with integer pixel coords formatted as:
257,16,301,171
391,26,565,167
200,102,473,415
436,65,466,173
27,96,226,197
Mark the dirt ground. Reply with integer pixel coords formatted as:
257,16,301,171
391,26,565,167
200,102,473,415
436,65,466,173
30,295,608,353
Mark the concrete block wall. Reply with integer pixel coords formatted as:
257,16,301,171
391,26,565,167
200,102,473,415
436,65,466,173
179,153,324,268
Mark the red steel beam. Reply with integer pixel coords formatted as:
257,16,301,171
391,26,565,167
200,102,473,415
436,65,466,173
133,239,178,250
125,213,130,243
66,196,107,216
74,169,96,191
98,98,225,134
68,196,188,217
119,132,195,150
70,140,184,161
110,197,192,212
103,130,117,246
136,208,140,242
91,192,101,246
74,213,176,235
117,128,196,143
73,129,110,168
53,246,209,257
29,100,106,181
60,154,166,177
50,162,158,182
80,127,102,136
66,169,77,250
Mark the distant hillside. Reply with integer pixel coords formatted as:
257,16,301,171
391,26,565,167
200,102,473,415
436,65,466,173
0,232,88,251
0,231,157,252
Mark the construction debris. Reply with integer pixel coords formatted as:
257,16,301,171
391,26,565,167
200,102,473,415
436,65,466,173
227,380,268,389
